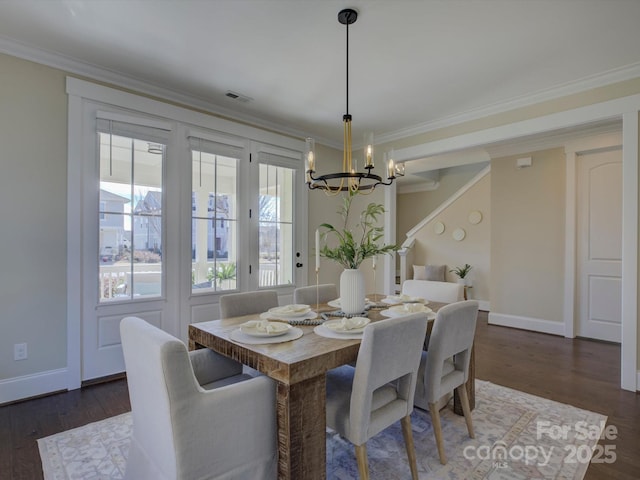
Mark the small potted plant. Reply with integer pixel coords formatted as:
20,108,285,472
207,262,237,289
450,263,472,286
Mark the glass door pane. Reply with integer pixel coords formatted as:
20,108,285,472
99,130,164,302
259,163,294,287
191,150,238,293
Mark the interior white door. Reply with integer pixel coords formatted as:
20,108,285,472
576,148,622,342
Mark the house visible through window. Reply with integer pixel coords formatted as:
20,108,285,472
97,119,165,301
190,137,239,293
258,158,295,287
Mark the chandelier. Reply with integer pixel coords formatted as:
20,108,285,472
305,8,404,195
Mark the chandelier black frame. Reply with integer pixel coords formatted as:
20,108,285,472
305,8,403,194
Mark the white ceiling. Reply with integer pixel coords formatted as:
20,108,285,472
1,0,639,150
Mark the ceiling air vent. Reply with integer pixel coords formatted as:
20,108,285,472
225,91,252,103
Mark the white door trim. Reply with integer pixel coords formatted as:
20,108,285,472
391,96,640,392
621,112,639,392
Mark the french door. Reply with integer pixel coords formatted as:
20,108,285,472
76,104,306,381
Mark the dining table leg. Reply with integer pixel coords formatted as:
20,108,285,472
276,374,327,480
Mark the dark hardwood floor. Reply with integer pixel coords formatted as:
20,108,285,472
1,311,638,479
474,312,640,480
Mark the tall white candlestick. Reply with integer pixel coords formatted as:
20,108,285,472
372,255,377,269
315,229,320,271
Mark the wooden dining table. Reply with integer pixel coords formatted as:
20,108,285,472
188,298,475,480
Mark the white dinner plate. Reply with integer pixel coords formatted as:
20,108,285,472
327,298,373,309
240,321,292,337
380,303,435,317
380,309,436,320
268,304,311,318
389,304,432,314
323,317,370,334
381,295,427,305
260,311,318,322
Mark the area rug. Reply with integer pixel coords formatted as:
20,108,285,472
38,380,607,479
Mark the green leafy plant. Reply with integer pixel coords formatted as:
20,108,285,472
450,263,472,279
319,192,399,269
207,262,237,284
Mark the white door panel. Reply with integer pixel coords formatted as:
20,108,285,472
576,149,622,342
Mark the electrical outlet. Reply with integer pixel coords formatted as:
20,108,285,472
14,343,27,361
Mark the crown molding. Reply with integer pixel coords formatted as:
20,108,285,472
376,62,640,146
484,121,621,159
1,34,637,151
0,35,339,148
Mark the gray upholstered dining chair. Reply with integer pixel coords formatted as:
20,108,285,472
414,300,478,464
325,313,428,480
120,316,277,480
293,283,337,305
219,289,279,318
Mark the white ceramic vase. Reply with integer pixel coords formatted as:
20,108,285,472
340,268,366,315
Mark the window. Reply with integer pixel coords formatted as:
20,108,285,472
97,119,166,301
190,136,241,293
258,155,296,287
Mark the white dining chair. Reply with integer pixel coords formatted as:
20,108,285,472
293,283,337,305
219,289,279,318
414,300,478,464
120,316,277,479
325,313,428,480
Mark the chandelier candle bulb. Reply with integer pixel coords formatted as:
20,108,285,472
305,137,316,176
388,158,395,179
364,132,374,167
308,151,315,171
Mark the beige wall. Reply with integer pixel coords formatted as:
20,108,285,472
397,163,488,245
305,143,344,289
409,174,491,303
490,148,566,322
0,53,68,379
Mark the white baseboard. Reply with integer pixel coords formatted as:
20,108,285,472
0,368,69,405
477,300,490,311
488,312,565,336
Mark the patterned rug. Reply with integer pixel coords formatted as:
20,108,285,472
38,381,606,479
